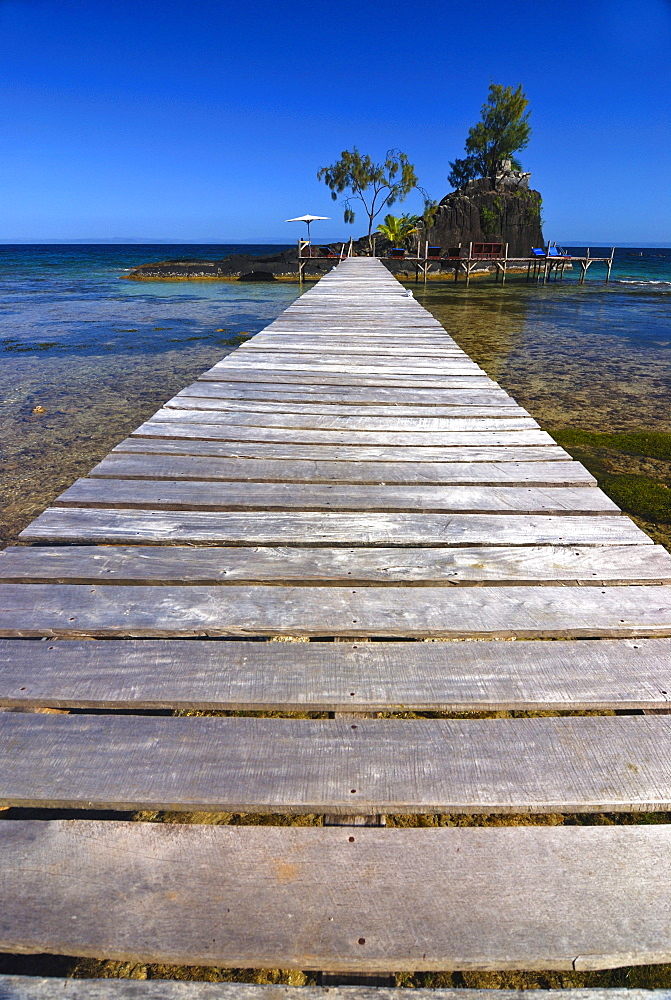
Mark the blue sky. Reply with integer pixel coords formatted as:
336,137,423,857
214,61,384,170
1,0,670,244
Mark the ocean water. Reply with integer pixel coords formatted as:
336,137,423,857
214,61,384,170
0,244,298,543
1,243,669,545
414,246,671,435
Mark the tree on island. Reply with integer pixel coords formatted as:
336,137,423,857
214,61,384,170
448,83,531,189
317,148,417,248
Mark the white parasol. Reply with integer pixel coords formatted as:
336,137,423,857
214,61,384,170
285,214,330,242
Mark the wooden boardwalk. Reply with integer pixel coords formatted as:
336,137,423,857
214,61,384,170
1,257,671,995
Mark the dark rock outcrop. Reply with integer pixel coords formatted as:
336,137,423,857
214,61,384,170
426,175,544,257
238,270,277,281
125,248,336,280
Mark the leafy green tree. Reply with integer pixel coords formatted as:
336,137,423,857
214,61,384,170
448,83,532,189
376,213,419,248
317,148,418,246
415,187,440,233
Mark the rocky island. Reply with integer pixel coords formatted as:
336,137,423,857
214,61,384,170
426,164,544,258
124,168,544,281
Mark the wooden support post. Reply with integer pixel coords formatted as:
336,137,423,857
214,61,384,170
543,242,551,284
606,246,615,283
501,243,509,285
297,240,304,284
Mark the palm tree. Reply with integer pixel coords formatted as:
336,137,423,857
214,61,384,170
376,213,419,248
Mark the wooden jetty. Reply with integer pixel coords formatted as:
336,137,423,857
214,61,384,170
298,241,616,286
1,258,671,1000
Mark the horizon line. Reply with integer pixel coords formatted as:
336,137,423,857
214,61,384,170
1,238,670,249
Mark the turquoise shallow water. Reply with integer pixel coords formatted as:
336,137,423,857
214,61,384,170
0,244,299,543
412,254,671,436
1,243,669,544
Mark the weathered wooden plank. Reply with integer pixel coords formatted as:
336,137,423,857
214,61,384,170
220,362,484,378
186,381,513,404
224,355,481,373
1,583,668,638
116,437,576,465
245,332,464,343
3,543,667,587
232,341,469,355
133,422,555,447
263,331,454,341
253,339,455,349
95,451,595,484
266,321,447,331
19,510,646,546
257,336,457,346
152,408,538,431
269,310,446,318
0,636,669,712
284,304,439,311
233,328,458,339
282,312,440,320
245,342,467,355
269,312,445,320
197,371,496,388
53,480,616,514
1,821,671,969
169,397,526,418
1,712,671,813
1,982,668,1000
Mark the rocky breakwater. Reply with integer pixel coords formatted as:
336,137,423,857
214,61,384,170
426,167,544,258
125,247,338,281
